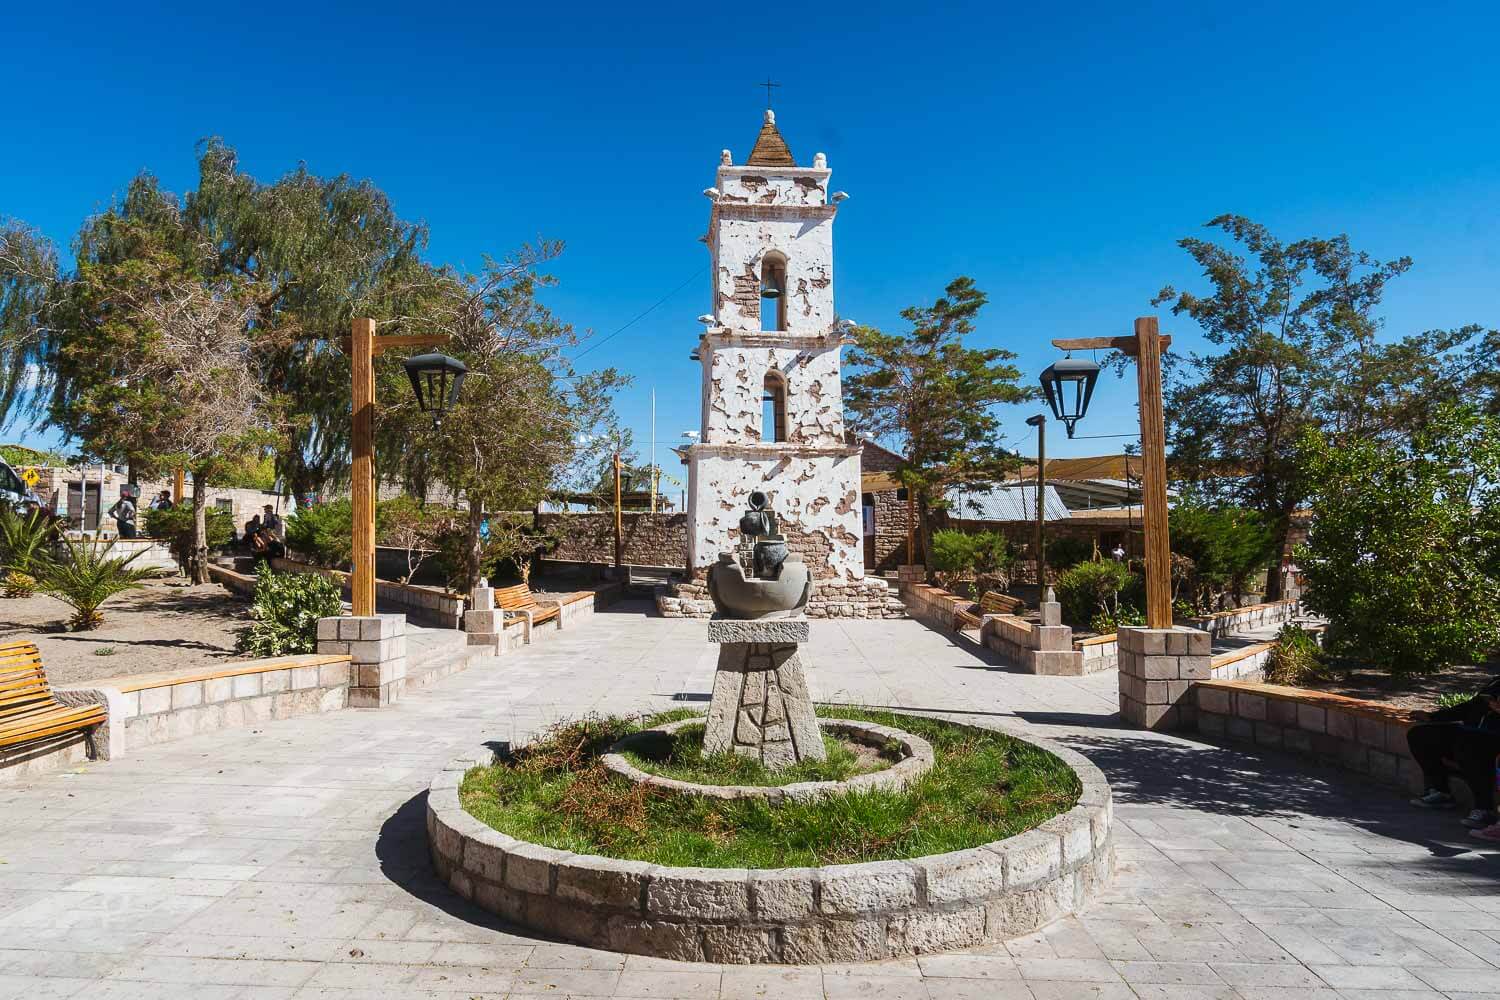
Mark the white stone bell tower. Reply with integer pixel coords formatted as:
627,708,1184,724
682,110,864,589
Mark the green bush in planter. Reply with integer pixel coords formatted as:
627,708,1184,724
1055,559,1133,628
238,567,344,657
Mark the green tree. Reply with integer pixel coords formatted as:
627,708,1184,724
47,205,279,582
1294,406,1500,674
383,248,628,593
844,278,1033,579
1168,500,1277,610
1154,215,1483,597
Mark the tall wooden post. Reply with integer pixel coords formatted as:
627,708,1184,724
1033,417,1047,594
172,468,185,505
351,318,377,617
1134,316,1172,628
613,451,623,570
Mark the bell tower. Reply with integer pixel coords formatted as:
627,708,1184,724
682,110,864,588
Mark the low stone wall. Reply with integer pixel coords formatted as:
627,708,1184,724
1075,634,1117,673
657,577,904,620
72,654,352,752
1209,641,1276,682
270,558,466,629
1185,599,1297,638
602,718,935,804
59,536,177,572
3,653,355,784
899,583,970,633
978,614,1084,676
427,733,1114,964
1193,679,1423,793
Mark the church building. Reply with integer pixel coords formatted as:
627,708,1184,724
669,110,900,619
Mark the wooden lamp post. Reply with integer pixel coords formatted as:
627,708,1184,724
347,318,460,616
1047,317,1172,628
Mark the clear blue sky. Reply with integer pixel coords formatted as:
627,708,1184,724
4,1,1498,486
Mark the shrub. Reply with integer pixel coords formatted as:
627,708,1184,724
1436,690,1479,710
144,505,234,575
1089,606,1145,634
238,567,344,656
1046,536,1094,570
284,500,353,568
3,570,36,598
0,507,55,577
971,531,1016,580
36,536,154,630
930,529,979,583
1055,560,1133,628
1264,623,1326,686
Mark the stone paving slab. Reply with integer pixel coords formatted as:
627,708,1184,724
0,600,1496,999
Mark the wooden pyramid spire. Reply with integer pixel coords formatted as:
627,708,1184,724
746,110,795,166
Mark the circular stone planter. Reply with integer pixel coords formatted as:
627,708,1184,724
599,717,935,803
427,724,1115,964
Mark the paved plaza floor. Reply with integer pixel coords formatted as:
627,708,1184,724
2,601,1498,999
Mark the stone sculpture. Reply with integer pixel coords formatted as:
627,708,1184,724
703,493,823,766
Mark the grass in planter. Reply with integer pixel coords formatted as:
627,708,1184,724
459,707,1080,868
618,722,896,786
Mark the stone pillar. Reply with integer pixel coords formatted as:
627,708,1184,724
1117,625,1211,730
705,618,824,768
463,581,503,651
317,614,407,707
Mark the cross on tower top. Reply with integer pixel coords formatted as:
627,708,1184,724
761,78,780,109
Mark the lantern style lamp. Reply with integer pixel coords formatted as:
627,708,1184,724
403,352,468,428
1039,355,1100,439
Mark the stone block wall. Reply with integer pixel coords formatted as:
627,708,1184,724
1117,626,1213,730
317,615,406,707
1184,599,1298,638
536,512,688,570
1193,680,1424,794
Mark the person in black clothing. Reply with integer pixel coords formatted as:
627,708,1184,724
1407,677,1500,828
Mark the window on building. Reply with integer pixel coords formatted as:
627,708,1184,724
759,254,787,332
762,370,788,443
215,498,233,512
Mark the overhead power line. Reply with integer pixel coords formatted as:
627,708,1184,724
571,268,704,363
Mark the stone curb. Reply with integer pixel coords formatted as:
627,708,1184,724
427,722,1114,964
598,717,935,804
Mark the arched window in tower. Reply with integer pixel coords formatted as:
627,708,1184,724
759,253,788,332
762,370,788,443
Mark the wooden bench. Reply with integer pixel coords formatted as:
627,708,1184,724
0,641,106,752
955,590,1026,630
495,584,563,641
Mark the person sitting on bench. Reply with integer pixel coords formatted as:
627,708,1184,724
1408,677,1500,830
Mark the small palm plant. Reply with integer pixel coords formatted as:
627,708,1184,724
37,535,154,630
0,507,55,598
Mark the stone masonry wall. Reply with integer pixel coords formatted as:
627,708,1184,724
537,512,687,569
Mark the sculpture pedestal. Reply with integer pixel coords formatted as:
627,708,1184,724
704,618,825,768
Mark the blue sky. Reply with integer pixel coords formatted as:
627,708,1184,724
3,1,1498,488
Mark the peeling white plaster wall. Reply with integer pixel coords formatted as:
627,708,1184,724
685,145,861,582
686,449,864,582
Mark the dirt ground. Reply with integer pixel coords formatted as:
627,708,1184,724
1297,658,1500,713
0,578,253,686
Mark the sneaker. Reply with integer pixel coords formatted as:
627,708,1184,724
1461,809,1497,828
1410,788,1456,809
1471,822,1500,843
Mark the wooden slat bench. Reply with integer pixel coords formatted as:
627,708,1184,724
0,641,106,751
955,590,1026,631
495,584,563,641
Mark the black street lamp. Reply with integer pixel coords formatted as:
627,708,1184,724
403,353,468,428
1039,355,1101,438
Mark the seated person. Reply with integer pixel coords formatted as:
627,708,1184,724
1408,677,1500,830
